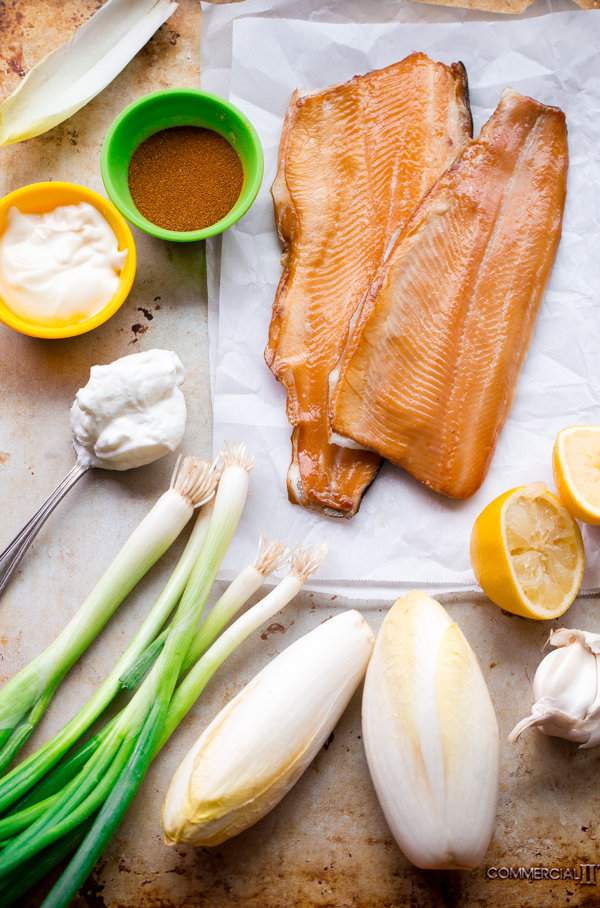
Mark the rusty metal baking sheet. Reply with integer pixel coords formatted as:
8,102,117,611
1,1,600,907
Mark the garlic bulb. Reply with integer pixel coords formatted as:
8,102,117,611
509,628,600,748
162,609,375,846
362,591,499,870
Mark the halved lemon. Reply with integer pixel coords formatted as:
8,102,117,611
553,426,600,525
470,482,584,620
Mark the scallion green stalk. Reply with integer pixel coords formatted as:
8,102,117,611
0,819,93,908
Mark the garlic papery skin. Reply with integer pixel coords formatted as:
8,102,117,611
509,628,600,748
362,591,499,871
162,609,375,847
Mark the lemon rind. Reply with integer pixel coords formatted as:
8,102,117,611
556,428,600,522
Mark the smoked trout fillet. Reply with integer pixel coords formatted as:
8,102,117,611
266,53,472,516
329,89,568,500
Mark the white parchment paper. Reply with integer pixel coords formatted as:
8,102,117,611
205,2,600,598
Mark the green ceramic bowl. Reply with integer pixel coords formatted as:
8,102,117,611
101,88,264,242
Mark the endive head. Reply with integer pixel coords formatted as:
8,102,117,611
162,609,374,846
510,628,600,748
362,591,499,871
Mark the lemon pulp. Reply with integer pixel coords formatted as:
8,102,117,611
471,483,584,620
505,492,582,611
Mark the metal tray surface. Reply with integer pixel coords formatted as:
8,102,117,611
1,2,600,907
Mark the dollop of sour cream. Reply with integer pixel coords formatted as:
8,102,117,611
0,202,127,327
70,349,187,471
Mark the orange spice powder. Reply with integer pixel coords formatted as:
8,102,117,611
128,126,244,233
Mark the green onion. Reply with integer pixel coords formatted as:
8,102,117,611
120,531,290,687
0,479,215,817
0,456,216,774
0,532,288,834
0,441,330,908
0,443,256,901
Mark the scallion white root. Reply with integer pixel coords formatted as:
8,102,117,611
119,529,288,688
182,531,290,672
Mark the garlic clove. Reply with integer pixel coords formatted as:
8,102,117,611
532,642,597,719
510,628,600,746
551,627,600,654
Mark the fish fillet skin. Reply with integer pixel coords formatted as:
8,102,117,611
266,53,472,516
330,89,568,500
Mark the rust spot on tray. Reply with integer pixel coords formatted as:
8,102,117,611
260,623,286,640
6,48,26,77
0,1,109,103
0,451,10,465
221,681,243,705
0,629,24,681
79,873,108,908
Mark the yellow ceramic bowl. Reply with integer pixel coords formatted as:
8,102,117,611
0,182,136,339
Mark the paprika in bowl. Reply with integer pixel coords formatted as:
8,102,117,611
101,88,264,243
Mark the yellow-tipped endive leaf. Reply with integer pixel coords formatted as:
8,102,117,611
0,0,178,146
162,610,375,846
362,591,499,870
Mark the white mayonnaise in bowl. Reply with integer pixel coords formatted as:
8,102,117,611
0,182,136,339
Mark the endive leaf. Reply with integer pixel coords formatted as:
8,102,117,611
435,622,499,868
0,0,178,146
